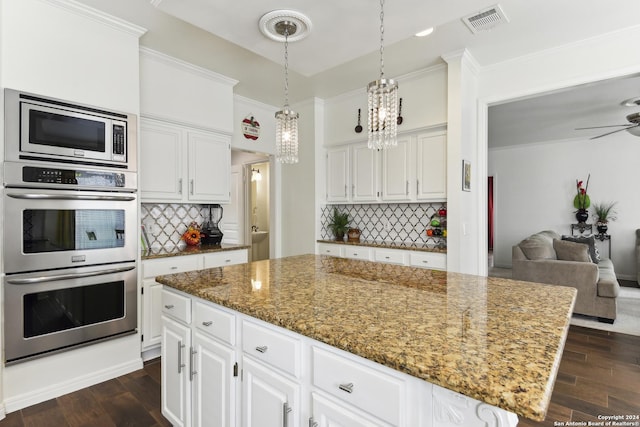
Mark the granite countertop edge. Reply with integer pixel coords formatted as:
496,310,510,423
317,239,447,253
142,243,251,260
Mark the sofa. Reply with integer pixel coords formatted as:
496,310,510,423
636,229,640,284
512,230,619,323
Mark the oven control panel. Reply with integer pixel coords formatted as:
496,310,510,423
22,166,126,188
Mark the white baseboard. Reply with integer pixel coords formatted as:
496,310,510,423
142,346,161,362
3,357,143,413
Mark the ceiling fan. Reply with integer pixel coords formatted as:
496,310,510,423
576,96,640,140
575,112,640,140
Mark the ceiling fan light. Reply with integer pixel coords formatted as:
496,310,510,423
626,125,640,137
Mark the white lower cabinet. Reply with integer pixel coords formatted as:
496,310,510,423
161,290,238,427
241,356,300,427
161,315,192,427
317,243,446,271
142,249,247,355
192,331,237,427
311,392,391,427
161,287,517,427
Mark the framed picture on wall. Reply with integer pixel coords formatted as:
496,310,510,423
462,160,471,191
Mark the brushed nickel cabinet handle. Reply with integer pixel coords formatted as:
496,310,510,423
164,304,175,309
255,345,268,353
339,382,354,393
202,321,213,327
309,418,318,427
177,341,185,374
283,402,292,427
178,178,182,194
190,347,197,381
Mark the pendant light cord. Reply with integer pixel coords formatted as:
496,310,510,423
284,28,290,108
379,0,385,79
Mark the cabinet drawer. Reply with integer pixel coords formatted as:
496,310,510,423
203,249,247,269
409,251,446,270
312,346,404,425
317,243,343,257
194,301,235,345
242,320,301,378
143,255,200,278
161,289,192,324
342,246,371,261
374,249,406,265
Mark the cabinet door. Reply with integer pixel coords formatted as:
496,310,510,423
188,130,231,203
381,136,412,201
192,332,237,427
311,392,391,427
140,120,183,201
161,316,191,427
416,132,446,200
142,279,163,351
242,356,300,427
326,147,349,202
352,143,379,202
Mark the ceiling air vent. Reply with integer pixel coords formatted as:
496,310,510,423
462,4,509,34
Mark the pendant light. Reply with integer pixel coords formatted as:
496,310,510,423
367,0,398,150
274,21,299,164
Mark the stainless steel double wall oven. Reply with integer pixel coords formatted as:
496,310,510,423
3,89,138,364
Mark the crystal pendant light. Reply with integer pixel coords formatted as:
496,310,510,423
367,0,398,150
275,21,299,164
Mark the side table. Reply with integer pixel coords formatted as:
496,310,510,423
570,223,592,235
594,233,612,261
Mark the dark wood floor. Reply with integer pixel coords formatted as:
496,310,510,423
0,326,637,426
0,358,171,427
518,325,640,426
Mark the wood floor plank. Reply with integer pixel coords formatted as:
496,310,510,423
57,389,115,427
20,399,68,427
99,392,158,427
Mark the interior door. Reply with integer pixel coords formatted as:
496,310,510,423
221,164,244,244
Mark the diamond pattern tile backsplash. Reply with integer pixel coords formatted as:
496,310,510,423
321,203,446,247
141,203,208,248
142,202,446,249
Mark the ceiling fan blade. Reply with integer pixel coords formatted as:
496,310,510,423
576,124,632,130
590,126,634,140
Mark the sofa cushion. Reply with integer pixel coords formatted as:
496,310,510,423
553,239,591,262
561,234,600,264
519,231,559,260
597,266,620,298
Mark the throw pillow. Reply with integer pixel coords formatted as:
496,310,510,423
519,235,557,260
561,234,600,264
553,239,592,262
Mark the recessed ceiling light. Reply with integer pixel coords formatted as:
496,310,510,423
415,27,434,37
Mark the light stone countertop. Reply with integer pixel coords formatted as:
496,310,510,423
155,254,576,422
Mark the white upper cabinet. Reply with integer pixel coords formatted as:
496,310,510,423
416,132,447,200
381,131,447,202
381,136,413,201
326,143,380,203
141,118,231,203
326,146,350,202
351,143,380,202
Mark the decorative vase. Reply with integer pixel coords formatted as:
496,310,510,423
575,209,589,223
347,228,361,242
596,223,608,234
335,231,345,241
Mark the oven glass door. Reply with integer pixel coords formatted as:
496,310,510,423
21,102,116,162
4,262,137,364
4,188,137,273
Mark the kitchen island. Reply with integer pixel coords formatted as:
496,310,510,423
156,254,576,426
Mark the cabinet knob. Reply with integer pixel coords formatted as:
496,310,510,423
202,321,213,327
255,345,268,353
338,382,354,393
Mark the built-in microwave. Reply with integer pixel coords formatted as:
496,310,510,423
4,89,136,170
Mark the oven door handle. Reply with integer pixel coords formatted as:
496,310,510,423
6,193,136,201
6,266,135,285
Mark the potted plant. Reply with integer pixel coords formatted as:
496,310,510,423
573,175,591,223
328,208,349,241
592,201,617,234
